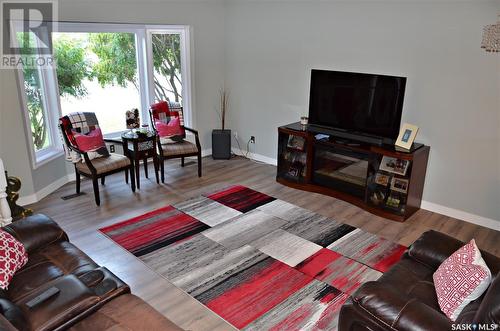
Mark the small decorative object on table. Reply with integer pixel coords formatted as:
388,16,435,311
395,123,419,152
126,108,140,129
300,116,308,130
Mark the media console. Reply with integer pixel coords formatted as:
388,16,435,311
277,122,430,222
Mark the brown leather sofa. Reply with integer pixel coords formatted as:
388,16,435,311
339,230,500,331
0,214,183,331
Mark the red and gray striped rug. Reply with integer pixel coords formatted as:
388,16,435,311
100,185,406,330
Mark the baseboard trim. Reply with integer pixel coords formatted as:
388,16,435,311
201,148,212,157
231,148,277,166
18,174,75,206
421,201,499,230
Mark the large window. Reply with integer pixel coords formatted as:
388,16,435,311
53,32,142,134
16,23,192,167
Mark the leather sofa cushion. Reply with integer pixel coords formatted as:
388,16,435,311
351,282,452,331
68,294,184,331
9,241,98,303
3,214,68,254
18,275,100,331
376,255,438,308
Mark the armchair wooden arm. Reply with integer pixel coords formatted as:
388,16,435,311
182,126,201,150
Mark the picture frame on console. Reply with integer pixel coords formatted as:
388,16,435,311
374,172,391,186
390,177,409,193
395,123,419,152
379,156,410,176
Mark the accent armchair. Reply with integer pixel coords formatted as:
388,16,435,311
59,112,135,206
149,101,202,182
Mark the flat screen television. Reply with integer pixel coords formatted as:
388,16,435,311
308,69,406,145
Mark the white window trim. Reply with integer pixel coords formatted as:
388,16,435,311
12,22,64,169
15,22,193,168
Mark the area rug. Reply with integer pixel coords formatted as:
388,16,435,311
100,185,407,330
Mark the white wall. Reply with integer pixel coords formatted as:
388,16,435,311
1,0,499,226
225,0,500,223
0,0,225,198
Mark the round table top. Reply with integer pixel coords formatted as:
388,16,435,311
121,129,156,140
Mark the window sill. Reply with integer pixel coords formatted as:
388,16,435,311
34,148,64,169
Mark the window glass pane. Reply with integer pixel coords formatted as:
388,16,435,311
19,31,52,151
151,33,182,104
53,32,141,134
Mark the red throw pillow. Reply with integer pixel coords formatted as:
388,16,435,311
0,230,28,289
433,239,492,321
72,127,105,152
156,117,182,139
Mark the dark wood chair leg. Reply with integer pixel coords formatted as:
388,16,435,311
135,158,141,189
153,154,159,184
101,177,105,185
92,178,100,206
144,158,149,178
76,172,81,194
181,157,185,167
129,166,136,192
125,168,129,184
160,158,165,183
197,153,202,177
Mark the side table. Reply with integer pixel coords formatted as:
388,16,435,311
121,130,159,189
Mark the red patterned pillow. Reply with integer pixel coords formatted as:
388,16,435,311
433,239,491,321
0,230,28,289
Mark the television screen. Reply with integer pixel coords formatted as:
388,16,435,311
308,69,406,141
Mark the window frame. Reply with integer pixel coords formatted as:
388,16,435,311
15,22,193,168
13,22,64,169
145,26,193,127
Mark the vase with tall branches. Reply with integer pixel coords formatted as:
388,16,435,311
218,89,229,130
212,88,231,159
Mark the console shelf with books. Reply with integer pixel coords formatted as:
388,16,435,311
277,122,430,222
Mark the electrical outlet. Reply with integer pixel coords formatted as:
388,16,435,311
109,145,115,153
250,136,255,144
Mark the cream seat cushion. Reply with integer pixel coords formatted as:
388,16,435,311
160,140,199,156
76,153,130,175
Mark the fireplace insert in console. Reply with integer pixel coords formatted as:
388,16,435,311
313,143,369,199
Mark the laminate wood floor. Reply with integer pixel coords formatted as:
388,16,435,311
28,156,500,331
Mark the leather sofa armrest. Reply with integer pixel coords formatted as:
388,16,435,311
407,230,464,269
474,273,500,323
347,282,452,331
0,298,29,331
18,275,99,331
3,214,68,253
